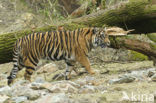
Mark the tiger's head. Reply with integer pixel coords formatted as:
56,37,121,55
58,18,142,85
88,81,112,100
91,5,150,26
92,27,134,48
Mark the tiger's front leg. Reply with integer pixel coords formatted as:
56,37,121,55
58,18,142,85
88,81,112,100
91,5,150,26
24,68,34,82
24,57,37,82
76,51,95,75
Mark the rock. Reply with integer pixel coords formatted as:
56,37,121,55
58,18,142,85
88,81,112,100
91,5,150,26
37,93,73,103
31,82,43,90
34,77,45,83
25,91,41,100
118,74,136,83
37,63,58,74
11,96,28,103
154,91,156,101
18,88,41,100
10,84,41,101
0,73,7,79
147,69,156,77
130,70,146,81
79,85,97,94
12,80,30,87
109,74,135,84
147,70,155,77
76,76,98,86
77,98,96,103
109,79,121,84
151,74,156,82
0,86,12,96
31,81,80,93
0,95,9,103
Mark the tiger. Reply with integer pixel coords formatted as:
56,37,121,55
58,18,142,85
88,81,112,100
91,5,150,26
7,27,131,85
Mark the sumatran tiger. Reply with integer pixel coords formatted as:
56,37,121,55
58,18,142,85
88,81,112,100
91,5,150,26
7,27,133,85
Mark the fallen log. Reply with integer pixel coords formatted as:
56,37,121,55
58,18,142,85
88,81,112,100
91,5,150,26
110,37,156,65
71,0,156,34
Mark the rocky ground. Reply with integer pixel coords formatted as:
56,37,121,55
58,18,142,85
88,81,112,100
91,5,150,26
0,60,156,103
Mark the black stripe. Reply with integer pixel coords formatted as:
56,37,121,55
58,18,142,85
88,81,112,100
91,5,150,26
43,43,47,57
25,66,35,71
66,62,74,66
43,32,50,57
38,33,42,51
59,54,64,60
85,29,90,37
85,40,90,52
40,33,45,54
27,55,37,66
30,52,39,64
77,28,81,47
25,35,29,47
54,44,59,60
13,64,18,68
55,31,58,47
64,30,68,51
69,31,72,53
19,61,25,67
28,34,32,46
73,30,75,44
48,32,55,60
47,38,52,54
26,70,33,75
35,33,40,58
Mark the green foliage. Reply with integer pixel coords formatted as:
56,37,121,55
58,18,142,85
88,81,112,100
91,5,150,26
129,51,148,61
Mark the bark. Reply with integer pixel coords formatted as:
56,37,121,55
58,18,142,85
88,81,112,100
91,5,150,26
0,0,156,64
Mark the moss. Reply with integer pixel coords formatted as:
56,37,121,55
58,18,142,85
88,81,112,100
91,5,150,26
129,50,148,61
150,42,156,50
62,23,86,30
147,33,156,42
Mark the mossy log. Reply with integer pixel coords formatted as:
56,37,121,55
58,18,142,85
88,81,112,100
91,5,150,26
0,0,156,63
110,37,156,65
71,0,156,34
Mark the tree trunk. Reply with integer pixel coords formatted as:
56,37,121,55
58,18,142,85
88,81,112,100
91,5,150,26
71,0,156,34
0,0,156,63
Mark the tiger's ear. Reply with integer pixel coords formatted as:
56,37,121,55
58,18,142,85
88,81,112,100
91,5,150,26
105,27,134,36
57,26,64,31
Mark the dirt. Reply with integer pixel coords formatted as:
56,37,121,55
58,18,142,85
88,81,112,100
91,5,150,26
0,60,155,102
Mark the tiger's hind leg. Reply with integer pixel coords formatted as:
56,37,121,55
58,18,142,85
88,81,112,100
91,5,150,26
7,64,24,85
65,60,76,80
7,56,24,86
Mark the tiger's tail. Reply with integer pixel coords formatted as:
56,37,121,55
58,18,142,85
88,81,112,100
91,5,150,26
7,40,23,85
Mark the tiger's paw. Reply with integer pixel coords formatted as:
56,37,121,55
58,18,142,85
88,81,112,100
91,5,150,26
89,70,96,75
52,73,65,80
7,76,13,86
